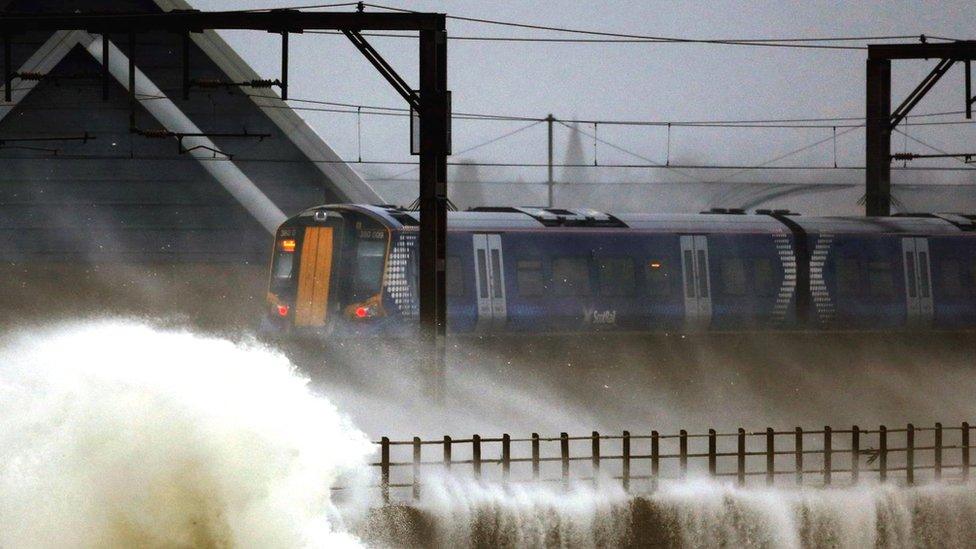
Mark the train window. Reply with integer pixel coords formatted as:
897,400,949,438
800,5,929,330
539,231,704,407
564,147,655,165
597,257,636,296
446,256,464,297
646,259,671,296
516,259,545,296
720,258,747,296
273,252,293,279
753,258,776,296
866,261,895,297
835,257,861,295
940,260,963,296
351,239,387,299
552,257,592,296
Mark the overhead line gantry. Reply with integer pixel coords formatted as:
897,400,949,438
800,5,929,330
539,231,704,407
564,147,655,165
865,40,976,216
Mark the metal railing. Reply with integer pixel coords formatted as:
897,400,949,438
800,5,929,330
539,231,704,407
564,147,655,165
373,422,974,503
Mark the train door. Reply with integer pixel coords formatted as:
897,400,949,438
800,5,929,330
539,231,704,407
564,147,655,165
902,237,933,325
295,226,334,327
680,235,712,328
473,234,507,329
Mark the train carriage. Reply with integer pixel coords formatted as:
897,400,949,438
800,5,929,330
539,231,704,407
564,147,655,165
262,204,976,337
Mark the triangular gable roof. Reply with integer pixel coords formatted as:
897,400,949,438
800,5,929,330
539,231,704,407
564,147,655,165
0,0,381,212
0,30,288,233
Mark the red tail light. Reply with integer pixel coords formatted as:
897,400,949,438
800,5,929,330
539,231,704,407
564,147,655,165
277,304,289,317
354,306,369,319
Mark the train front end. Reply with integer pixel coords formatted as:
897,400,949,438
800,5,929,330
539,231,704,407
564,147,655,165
263,205,416,339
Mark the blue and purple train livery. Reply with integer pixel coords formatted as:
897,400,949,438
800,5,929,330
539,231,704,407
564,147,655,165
263,204,976,336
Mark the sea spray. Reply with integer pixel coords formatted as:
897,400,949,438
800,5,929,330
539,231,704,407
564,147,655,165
0,320,372,548
365,476,976,548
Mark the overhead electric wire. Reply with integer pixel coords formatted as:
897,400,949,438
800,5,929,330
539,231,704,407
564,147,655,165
893,128,976,170
707,125,864,184
2,151,975,175
383,119,544,180
359,3,952,51
305,29,933,46
555,120,697,182
240,2,955,50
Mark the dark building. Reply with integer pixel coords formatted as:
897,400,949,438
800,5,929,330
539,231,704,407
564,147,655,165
0,0,379,264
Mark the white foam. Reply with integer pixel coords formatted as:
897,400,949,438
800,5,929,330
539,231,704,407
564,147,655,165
0,320,371,548
404,476,976,548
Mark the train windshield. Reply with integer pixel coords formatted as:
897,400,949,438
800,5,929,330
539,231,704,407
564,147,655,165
351,238,386,299
343,218,388,303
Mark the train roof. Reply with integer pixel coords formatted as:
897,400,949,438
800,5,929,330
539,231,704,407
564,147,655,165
300,205,976,235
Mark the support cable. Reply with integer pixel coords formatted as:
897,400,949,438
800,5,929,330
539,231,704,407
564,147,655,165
384,119,543,180
893,127,976,168
556,119,697,181
706,125,863,184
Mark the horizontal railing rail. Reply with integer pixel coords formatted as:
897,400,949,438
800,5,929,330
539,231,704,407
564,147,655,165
370,422,974,503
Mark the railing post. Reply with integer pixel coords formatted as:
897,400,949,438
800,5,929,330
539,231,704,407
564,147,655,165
934,422,943,481
560,432,570,487
502,433,511,482
766,427,775,486
823,426,832,486
879,425,888,482
651,430,660,491
679,429,688,478
906,423,915,486
472,434,482,480
412,436,421,500
708,429,717,477
852,425,860,484
737,428,746,486
381,436,390,504
622,430,631,492
963,422,971,482
795,427,803,486
443,435,452,471
531,433,540,480
591,431,601,486
444,435,452,471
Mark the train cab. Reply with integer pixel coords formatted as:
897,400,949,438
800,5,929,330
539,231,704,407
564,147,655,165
264,205,414,337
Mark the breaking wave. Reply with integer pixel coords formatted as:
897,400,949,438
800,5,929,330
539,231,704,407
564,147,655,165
0,320,372,548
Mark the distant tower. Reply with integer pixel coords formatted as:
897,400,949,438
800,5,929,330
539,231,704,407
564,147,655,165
561,122,592,184
449,159,486,208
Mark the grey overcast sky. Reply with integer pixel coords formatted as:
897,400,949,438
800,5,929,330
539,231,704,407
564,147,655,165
190,1,976,190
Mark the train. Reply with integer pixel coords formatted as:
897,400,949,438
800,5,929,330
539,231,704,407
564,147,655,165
261,204,976,337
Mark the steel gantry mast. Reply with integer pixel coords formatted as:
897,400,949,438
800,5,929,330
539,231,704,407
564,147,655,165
865,40,976,216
